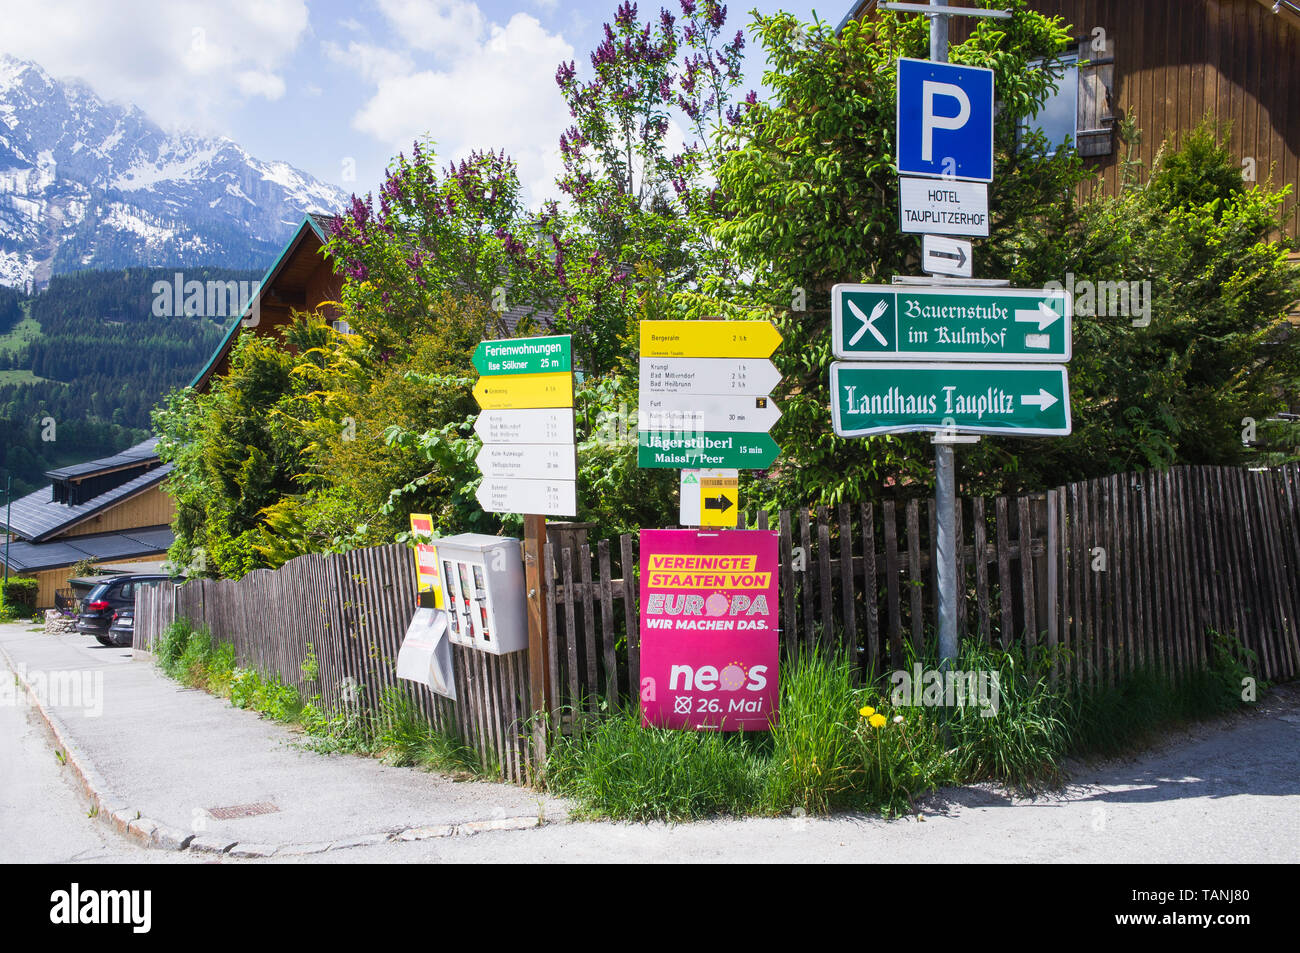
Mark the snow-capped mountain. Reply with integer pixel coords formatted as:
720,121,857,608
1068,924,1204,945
0,55,348,290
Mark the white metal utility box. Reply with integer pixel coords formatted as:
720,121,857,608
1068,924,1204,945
434,534,527,655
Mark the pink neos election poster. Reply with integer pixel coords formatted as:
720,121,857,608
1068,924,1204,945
639,529,779,730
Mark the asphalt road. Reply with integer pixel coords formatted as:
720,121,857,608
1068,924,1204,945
0,652,200,864
3,620,1297,864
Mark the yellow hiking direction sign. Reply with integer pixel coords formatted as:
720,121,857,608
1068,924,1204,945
640,320,782,359
472,371,574,410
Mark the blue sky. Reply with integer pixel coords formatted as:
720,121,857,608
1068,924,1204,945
0,0,845,207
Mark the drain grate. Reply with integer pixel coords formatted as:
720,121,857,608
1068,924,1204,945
206,801,280,820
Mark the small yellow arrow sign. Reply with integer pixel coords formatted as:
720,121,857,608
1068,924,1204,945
473,371,573,410
640,320,782,359
699,474,739,528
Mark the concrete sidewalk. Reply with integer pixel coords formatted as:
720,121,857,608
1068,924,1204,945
0,622,568,859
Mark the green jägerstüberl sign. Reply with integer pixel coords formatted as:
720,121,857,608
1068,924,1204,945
830,362,1071,437
832,283,1071,362
638,430,780,469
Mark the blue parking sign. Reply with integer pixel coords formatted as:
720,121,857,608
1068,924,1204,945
897,57,994,182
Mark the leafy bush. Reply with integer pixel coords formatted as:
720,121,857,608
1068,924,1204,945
2,578,38,614
155,619,195,677
228,668,302,722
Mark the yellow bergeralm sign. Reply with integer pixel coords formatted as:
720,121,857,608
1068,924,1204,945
640,320,782,359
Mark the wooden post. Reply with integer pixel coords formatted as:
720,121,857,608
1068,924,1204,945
523,514,552,773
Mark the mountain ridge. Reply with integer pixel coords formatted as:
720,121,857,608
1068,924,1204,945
0,54,348,290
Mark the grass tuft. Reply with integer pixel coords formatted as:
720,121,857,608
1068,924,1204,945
546,707,767,821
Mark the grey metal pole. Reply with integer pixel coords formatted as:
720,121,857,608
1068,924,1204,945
935,443,958,667
930,0,949,62
930,1,959,670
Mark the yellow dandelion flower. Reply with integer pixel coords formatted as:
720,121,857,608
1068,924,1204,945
869,713,887,729
859,705,875,718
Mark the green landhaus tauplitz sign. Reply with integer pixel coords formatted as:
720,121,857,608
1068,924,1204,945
472,335,572,376
831,283,1071,362
830,362,1072,437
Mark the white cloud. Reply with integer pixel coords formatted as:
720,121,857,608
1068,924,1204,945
344,9,573,205
0,0,308,129
322,40,414,85
236,70,287,101
375,0,486,56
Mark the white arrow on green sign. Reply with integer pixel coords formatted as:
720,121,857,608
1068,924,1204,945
830,362,1071,437
832,283,1071,362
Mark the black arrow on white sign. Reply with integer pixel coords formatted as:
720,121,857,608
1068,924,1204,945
922,234,974,278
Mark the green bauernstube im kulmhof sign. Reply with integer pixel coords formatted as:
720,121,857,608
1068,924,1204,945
830,362,1071,437
832,283,1071,362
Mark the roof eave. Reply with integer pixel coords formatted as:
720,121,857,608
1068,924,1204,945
188,213,335,391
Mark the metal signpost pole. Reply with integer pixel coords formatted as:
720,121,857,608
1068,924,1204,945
885,0,1012,681
930,0,948,61
930,1,959,669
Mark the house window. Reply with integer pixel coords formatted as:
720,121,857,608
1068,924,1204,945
332,319,353,335
1020,54,1080,156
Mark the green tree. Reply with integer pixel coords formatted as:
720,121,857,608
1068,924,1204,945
710,3,1085,508
967,119,1300,490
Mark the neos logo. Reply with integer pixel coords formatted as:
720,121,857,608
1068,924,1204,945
668,662,768,693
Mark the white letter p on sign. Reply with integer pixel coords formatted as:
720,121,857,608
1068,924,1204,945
922,81,971,161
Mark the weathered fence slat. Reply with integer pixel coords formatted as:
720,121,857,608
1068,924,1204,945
907,499,923,653
838,503,856,651
860,502,880,672
598,540,618,710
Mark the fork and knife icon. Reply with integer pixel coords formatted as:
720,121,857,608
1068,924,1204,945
848,299,891,348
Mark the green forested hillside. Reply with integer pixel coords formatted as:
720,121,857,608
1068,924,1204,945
0,268,258,495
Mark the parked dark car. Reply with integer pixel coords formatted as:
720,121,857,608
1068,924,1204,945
77,575,174,645
106,608,135,648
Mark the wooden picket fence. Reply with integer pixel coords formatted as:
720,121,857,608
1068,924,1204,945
136,463,1300,785
542,464,1300,719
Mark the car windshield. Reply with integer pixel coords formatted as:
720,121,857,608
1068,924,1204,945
87,584,110,601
